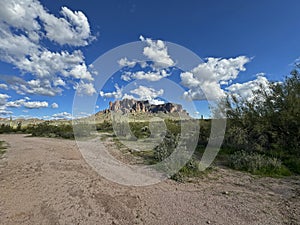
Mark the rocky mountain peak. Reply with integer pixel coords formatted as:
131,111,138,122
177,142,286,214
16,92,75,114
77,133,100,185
107,99,189,115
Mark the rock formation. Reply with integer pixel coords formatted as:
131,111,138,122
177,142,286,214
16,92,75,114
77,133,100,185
106,99,189,115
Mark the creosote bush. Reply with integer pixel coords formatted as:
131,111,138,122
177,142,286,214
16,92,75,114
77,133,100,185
229,150,291,176
154,131,178,162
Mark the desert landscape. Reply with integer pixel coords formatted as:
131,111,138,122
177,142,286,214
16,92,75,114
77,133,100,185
0,134,299,225
0,1,300,224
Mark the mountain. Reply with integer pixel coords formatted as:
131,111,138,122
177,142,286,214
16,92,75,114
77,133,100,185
104,98,189,115
93,99,191,122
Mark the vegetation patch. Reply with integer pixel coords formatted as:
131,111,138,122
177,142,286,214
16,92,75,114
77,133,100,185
0,141,7,156
229,150,291,177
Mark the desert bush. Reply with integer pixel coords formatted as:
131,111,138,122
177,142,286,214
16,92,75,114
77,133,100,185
221,70,300,157
28,122,74,139
170,158,202,182
0,140,6,156
164,119,181,136
96,121,113,132
129,121,150,139
0,124,14,134
73,123,93,138
197,119,211,148
229,150,290,176
284,158,300,174
153,131,178,162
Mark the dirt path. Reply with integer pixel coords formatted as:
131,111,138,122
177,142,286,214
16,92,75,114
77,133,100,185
0,134,299,225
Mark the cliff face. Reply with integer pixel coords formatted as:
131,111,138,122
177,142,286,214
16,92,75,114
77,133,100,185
107,99,189,115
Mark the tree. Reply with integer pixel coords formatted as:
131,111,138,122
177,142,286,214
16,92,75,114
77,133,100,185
222,66,300,158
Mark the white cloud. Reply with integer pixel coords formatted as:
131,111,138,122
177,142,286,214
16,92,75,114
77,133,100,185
121,69,170,82
118,57,137,68
226,74,271,102
0,94,50,115
41,6,94,46
148,99,165,105
100,84,123,99
51,103,59,109
0,108,12,116
122,93,135,100
6,97,49,109
130,85,164,105
53,78,66,87
100,84,164,105
18,49,93,81
117,36,174,83
0,0,95,96
0,1,94,47
74,81,96,96
140,35,175,69
23,101,48,109
6,99,26,108
0,93,10,106
7,77,63,96
67,62,93,81
181,56,250,100
0,83,8,90
130,85,164,99
52,112,73,120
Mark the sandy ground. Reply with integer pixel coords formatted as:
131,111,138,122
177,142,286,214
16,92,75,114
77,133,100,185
0,134,299,225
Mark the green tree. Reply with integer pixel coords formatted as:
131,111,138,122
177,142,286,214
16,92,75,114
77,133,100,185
223,66,300,158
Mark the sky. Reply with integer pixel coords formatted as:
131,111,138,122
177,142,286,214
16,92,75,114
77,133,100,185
0,0,299,119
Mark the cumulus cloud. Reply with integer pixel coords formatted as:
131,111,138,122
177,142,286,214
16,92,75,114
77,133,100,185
129,86,164,105
130,85,164,100
0,0,95,96
100,84,123,99
140,35,175,69
0,84,8,90
23,101,48,109
0,94,49,115
6,99,26,108
121,93,135,100
100,84,164,105
5,97,49,109
51,112,73,120
147,99,165,105
121,69,170,82
0,93,10,106
51,103,59,109
2,76,63,96
118,36,174,82
181,56,250,100
226,74,271,102
74,81,97,96
0,108,12,116
17,50,93,81
53,78,66,87
41,6,95,46
118,57,137,68
0,0,94,47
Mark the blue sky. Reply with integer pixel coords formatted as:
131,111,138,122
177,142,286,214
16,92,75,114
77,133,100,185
0,0,299,119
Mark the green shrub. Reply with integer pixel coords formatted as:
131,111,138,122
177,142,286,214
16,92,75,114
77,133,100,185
0,140,6,156
129,121,150,139
229,150,291,176
0,124,14,134
28,122,75,139
153,131,178,162
164,119,181,136
96,121,113,132
284,158,300,174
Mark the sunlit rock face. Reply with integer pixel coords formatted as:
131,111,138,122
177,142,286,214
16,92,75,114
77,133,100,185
107,99,188,115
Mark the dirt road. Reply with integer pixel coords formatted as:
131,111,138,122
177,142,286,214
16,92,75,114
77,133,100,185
0,134,299,225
